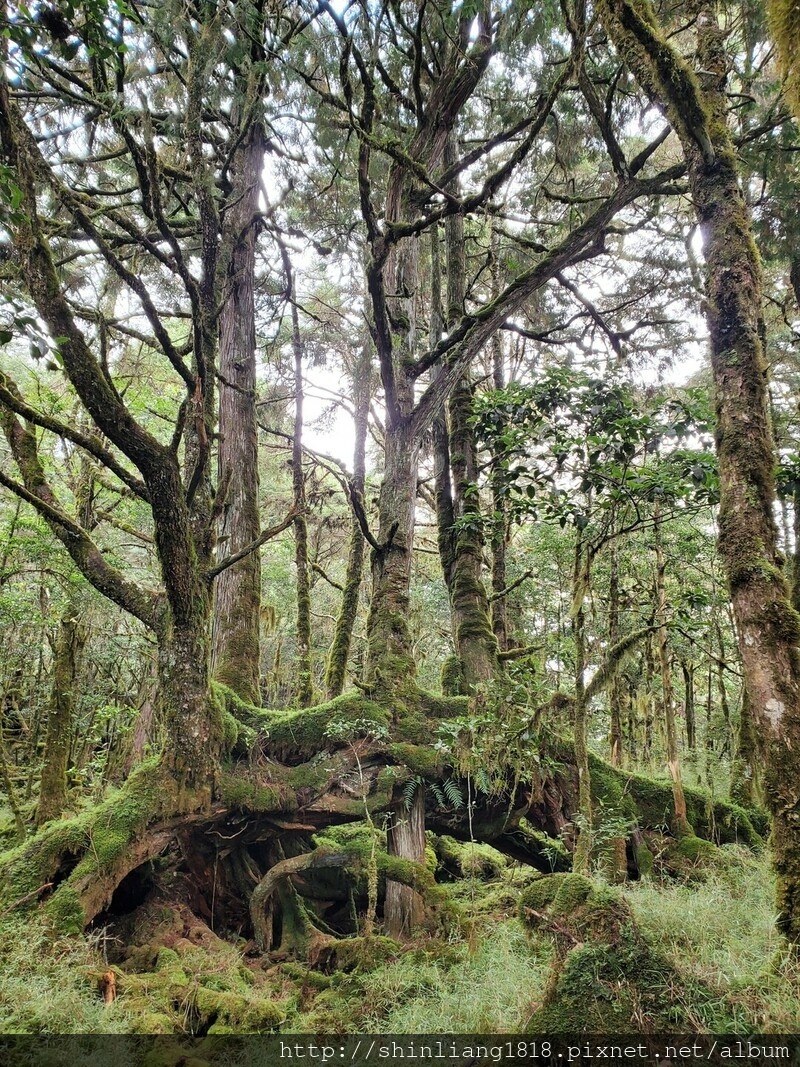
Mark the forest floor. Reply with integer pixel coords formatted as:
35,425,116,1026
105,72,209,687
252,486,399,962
0,825,798,1035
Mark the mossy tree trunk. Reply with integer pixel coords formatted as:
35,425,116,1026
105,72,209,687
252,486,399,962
37,595,87,826
442,140,498,689
489,226,510,653
597,0,800,940
571,534,593,874
211,122,265,705
608,545,624,768
654,503,690,835
283,246,313,707
37,451,94,826
431,137,499,690
326,340,370,699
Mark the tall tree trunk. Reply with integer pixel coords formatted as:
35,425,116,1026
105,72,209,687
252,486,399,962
38,451,94,825
572,534,593,874
608,545,624,767
325,340,370,698
211,126,265,704
489,227,510,653
443,149,498,688
36,597,86,826
598,0,800,936
280,245,313,707
654,503,690,835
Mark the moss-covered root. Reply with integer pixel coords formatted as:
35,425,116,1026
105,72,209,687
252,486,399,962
250,846,349,953
520,874,690,1032
0,760,176,932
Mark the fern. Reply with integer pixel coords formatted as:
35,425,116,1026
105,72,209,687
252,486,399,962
403,776,421,811
443,778,465,809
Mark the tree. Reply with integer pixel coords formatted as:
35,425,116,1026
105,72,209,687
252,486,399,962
596,0,800,940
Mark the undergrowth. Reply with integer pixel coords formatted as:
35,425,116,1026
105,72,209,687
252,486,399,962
0,916,130,1034
624,845,800,1033
0,844,797,1033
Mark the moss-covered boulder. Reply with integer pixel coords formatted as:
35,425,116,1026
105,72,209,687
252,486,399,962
520,874,689,1032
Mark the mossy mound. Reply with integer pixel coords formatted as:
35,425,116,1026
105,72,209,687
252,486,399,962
521,874,690,1032
118,922,289,1033
659,834,725,882
316,935,402,973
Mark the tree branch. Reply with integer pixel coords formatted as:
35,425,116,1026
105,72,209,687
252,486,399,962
207,509,298,581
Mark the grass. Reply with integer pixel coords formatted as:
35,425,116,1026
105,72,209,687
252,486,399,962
0,916,131,1034
360,918,550,1032
624,844,800,1033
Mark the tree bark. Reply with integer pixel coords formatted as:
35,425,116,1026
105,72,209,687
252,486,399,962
212,124,265,704
384,787,427,940
442,139,498,688
326,342,370,698
608,546,624,768
283,249,313,707
571,535,593,874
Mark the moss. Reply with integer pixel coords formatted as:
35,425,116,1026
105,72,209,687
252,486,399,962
387,743,443,777
660,834,723,881
519,876,558,914
522,876,690,1032
318,935,402,973
193,986,285,1032
441,655,464,696
434,835,507,879
129,1011,176,1035
280,962,333,989
551,873,594,916
418,690,470,720
218,770,289,812
266,694,391,760
634,841,655,878
44,884,84,935
155,947,181,972
578,745,764,846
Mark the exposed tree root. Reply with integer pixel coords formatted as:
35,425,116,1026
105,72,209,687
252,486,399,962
0,689,767,948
